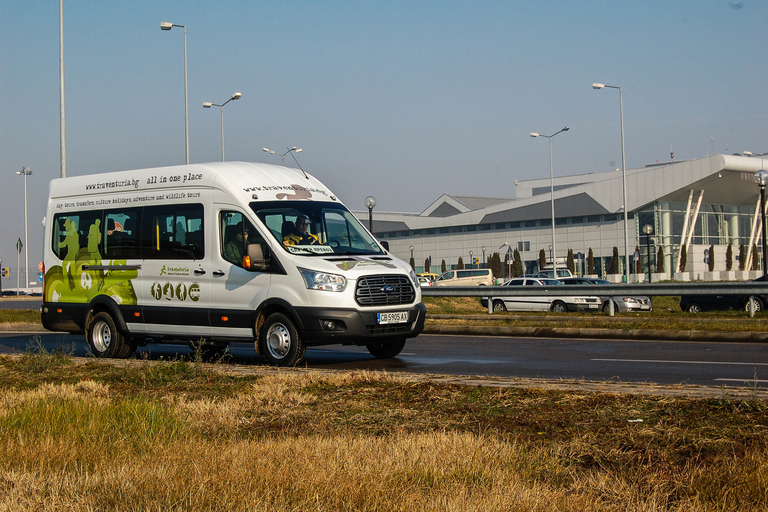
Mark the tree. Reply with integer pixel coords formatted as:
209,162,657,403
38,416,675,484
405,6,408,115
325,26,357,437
753,244,759,271
538,249,547,270
514,248,524,277
635,245,641,274
726,244,733,271
424,258,430,274
657,246,665,273
503,253,510,278
491,252,502,279
707,244,715,272
611,247,620,275
566,249,575,273
679,244,687,272
441,259,447,273
457,256,464,270
587,248,595,275
739,244,746,271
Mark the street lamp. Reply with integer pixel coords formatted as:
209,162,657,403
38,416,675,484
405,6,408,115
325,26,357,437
161,21,189,164
469,250,473,269
262,147,302,166
530,126,569,269
500,242,512,278
642,224,653,283
16,167,31,293
364,196,377,232
203,92,242,161
593,82,629,282
481,246,486,267
755,170,768,278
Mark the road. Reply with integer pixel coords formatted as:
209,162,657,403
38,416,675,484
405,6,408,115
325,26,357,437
2,331,766,390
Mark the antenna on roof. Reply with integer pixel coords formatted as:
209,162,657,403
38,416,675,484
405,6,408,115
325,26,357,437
288,147,309,179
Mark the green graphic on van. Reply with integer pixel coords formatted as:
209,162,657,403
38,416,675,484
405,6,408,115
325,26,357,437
45,218,138,305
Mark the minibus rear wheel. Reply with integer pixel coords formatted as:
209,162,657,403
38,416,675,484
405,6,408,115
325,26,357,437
366,338,406,359
86,311,134,359
260,312,306,367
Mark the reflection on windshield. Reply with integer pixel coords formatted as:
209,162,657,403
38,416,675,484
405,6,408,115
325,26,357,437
251,200,383,256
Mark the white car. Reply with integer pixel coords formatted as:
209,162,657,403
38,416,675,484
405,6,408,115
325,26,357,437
487,277,601,313
417,276,433,287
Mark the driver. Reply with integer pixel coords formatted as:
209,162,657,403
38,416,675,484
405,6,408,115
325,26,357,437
283,215,320,246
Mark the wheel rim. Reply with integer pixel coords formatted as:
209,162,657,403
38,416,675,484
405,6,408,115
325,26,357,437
690,304,701,313
92,320,111,353
553,303,565,313
493,302,504,312
266,323,291,359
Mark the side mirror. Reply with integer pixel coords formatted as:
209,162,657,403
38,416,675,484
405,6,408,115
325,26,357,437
381,241,389,251
244,244,268,271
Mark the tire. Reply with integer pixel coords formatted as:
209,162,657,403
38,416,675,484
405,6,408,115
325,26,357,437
492,300,507,313
602,301,620,313
259,312,306,367
366,338,407,359
551,301,567,313
744,297,763,313
687,302,702,313
86,311,133,358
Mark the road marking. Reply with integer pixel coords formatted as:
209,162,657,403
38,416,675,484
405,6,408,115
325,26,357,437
714,378,768,383
592,358,768,366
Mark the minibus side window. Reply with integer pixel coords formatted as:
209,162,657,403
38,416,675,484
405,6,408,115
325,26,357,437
220,211,261,267
141,204,204,260
103,209,140,260
52,212,103,261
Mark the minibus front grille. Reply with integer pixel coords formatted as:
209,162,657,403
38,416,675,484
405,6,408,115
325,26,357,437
355,275,415,307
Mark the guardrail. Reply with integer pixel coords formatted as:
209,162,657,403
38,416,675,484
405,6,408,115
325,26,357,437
421,282,768,317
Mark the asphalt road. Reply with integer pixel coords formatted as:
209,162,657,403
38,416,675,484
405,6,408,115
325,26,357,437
2,331,766,390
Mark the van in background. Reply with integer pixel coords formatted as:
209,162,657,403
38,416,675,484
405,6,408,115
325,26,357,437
432,269,493,286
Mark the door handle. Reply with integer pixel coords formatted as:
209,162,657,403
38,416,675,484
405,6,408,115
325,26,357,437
213,270,226,277
194,269,206,276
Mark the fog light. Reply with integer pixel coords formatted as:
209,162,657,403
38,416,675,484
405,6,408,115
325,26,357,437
322,320,336,331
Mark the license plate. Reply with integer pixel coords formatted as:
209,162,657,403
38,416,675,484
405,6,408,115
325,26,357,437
377,311,409,324
641,305,650,310
588,304,598,309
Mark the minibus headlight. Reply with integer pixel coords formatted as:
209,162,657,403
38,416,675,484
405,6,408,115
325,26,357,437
299,268,347,292
409,269,418,285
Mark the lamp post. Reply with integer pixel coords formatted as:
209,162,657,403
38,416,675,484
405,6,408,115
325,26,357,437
593,82,629,282
16,167,31,292
481,246,486,268
262,147,302,166
642,224,653,283
203,92,242,161
500,242,512,278
531,127,569,270
161,21,189,164
755,170,768,278
364,196,377,232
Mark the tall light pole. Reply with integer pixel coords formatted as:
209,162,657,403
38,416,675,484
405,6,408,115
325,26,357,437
593,82,629,282
16,167,31,291
530,126,569,268
364,196,377,232
161,22,189,164
59,0,66,177
642,224,653,283
262,147,302,166
203,92,241,161
755,170,768,279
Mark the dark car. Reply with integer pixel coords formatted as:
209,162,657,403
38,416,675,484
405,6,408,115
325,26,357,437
679,281,767,313
559,277,652,313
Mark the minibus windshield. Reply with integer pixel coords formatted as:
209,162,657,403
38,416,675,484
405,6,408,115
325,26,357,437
251,201,384,256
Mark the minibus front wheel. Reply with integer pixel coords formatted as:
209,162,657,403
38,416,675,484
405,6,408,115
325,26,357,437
259,312,306,367
366,338,406,359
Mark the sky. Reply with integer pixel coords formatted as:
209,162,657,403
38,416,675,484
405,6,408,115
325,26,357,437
1,0,767,283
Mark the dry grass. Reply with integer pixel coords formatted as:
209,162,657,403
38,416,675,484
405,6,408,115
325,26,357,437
1,353,767,511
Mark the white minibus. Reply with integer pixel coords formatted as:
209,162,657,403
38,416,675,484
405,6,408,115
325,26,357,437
41,162,425,366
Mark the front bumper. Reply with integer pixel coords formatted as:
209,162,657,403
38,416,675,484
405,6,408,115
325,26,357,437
293,302,427,346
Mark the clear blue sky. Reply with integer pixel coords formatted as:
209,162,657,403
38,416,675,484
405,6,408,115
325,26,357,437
1,0,766,276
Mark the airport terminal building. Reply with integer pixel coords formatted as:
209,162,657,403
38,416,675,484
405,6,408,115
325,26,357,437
356,154,768,281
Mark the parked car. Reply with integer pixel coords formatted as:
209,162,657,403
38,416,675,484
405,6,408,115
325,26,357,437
483,277,601,313
417,272,440,281
433,269,494,286
559,277,653,313
679,277,767,313
417,276,433,287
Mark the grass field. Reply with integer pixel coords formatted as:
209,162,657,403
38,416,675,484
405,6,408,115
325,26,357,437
0,347,766,511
